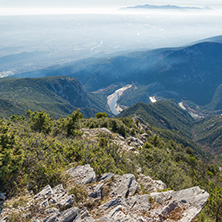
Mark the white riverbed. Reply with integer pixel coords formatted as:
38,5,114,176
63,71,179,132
107,85,132,115
149,96,157,103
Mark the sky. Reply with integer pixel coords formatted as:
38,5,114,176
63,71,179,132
0,0,220,6
0,0,222,14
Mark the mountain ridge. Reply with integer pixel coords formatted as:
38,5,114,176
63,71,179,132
122,4,204,10
15,41,222,111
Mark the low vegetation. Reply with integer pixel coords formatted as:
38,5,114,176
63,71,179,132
0,110,221,221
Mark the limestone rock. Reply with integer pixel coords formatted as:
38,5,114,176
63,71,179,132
88,183,103,199
1,165,209,222
81,128,112,141
52,184,65,194
45,207,60,215
39,199,49,210
0,217,8,222
111,174,140,198
43,212,60,222
66,164,96,184
59,207,80,222
81,128,141,152
58,195,75,210
22,212,32,219
49,192,67,205
138,174,167,192
150,190,174,204
126,194,151,212
43,207,80,222
34,185,53,201
0,193,6,201
149,186,209,222
126,136,143,148
97,194,151,221
98,173,114,182
97,206,136,222
99,198,127,211
74,208,95,222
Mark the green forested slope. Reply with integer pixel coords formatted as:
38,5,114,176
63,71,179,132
119,100,194,137
193,115,222,164
0,77,109,118
119,100,222,161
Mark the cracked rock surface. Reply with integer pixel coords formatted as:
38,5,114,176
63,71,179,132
0,165,209,222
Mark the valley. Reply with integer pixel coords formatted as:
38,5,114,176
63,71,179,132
1,35,222,221
0,74,221,165
2,36,222,166
16,37,222,111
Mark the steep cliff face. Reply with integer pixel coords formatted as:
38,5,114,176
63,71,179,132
45,77,91,108
0,76,97,118
0,164,209,222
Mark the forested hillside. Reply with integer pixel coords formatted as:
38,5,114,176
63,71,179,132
119,100,222,164
0,76,109,118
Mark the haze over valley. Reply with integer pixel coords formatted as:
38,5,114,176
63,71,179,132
1,1,222,76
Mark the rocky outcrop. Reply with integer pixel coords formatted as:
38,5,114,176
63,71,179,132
110,174,140,198
138,174,167,192
34,185,53,201
66,164,96,185
0,165,209,222
81,128,146,152
149,186,209,221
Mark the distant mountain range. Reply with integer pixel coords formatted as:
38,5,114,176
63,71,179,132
122,4,208,11
16,36,222,115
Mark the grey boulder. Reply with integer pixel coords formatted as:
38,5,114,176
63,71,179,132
111,174,141,198
34,185,53,201
66,165,96,185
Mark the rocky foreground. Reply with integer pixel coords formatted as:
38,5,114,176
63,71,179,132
0,164,209,222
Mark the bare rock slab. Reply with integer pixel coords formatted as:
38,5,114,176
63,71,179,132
138,174,167,192
150,186,209,222
111,174,141,198
66,164,96,185
34,185,53,201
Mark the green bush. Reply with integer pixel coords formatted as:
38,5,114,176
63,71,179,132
95,112,108,118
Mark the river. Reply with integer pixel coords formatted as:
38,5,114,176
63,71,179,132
107,85,132,115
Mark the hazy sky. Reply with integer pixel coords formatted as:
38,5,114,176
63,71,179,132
0,0,222,16
1,0,222,8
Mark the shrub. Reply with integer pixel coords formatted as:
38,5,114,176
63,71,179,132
95,112,108,118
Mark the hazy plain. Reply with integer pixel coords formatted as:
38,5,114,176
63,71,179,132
0,7,222,76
